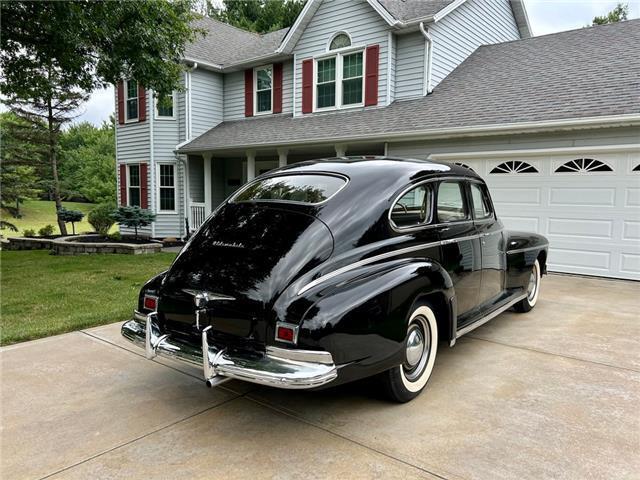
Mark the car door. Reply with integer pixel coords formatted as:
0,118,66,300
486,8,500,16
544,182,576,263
434,180,482,321
469,181,506,307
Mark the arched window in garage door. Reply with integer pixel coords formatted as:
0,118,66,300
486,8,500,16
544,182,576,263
632,164,640,172
490,161,538,174
454,162,475,172
555,158,613,173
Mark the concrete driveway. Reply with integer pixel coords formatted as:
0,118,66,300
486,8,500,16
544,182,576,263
2,274,639,480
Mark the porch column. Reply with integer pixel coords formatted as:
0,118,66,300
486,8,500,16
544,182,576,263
277,148,288,168
203,153,213,215
335,144,347,157
246,150,256,181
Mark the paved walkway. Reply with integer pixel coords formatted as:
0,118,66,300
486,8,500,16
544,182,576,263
2,274,639,479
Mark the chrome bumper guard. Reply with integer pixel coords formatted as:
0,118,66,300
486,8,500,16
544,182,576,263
121,312,338,389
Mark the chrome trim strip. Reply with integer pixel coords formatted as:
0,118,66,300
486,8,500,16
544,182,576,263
506,244,549,255
182,289,236,301
456,293,527,338
266,346,334,365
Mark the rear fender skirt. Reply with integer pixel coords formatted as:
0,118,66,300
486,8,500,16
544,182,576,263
298,259,453,367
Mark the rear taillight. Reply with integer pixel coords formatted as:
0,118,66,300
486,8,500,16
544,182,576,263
275,322,298,344
143,295,158,311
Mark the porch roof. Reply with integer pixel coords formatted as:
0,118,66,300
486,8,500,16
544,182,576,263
178,19,640,154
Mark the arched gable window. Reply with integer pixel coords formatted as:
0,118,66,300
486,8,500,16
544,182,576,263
490,161,538,174
632,164,640,172
555,158,613,173
329,33,351,50
454,162,475,172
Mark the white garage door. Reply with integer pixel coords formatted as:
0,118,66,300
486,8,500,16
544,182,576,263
451,150,640,281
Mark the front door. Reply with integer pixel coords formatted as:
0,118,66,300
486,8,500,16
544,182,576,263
434,181,482,321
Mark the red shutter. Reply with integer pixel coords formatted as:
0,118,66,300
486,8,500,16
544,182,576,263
117,81,125,125
273,63,283,114
140,163,148,209
301,59,313,114
119,164,127,205
244,69,254,117
364,45,380,107
138,85,147,122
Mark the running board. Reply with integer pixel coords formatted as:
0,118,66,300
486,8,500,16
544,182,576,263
455,293,527,339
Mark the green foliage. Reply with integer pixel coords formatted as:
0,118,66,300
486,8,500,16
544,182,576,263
112,206,156,239
57,206,85,235
59,120,116,203
23,229,36,238
88,203,117,236
38,224,55,237
208,0,305,33
593,3,628,25
108,231,123,241
0,200,97,237
0,221,18,232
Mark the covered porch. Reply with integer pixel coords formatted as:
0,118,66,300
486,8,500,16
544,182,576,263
184,142,384,231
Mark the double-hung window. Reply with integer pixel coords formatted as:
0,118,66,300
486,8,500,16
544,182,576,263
156,92,174,119
127,165,141,207
158,164,176,212
125,80,139,122
255,65,273,114
315,50,364,111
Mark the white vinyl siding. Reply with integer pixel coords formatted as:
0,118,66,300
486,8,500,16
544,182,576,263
191,69,224,137
395,32,425,100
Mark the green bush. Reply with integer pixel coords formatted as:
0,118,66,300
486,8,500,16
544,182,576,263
38,225,55,237
108,231,122,241
23,229,36,238
57,206,85,235
111,206,155,239
88,203,116,236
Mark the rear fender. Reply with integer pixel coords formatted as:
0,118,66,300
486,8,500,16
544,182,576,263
505,231,549,289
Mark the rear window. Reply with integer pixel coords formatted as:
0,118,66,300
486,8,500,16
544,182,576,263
231,174,346,205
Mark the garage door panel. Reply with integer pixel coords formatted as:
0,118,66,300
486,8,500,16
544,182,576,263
489,187,540,206
500,216,539,232
624,188,640,207
622,221,640,241
549,187,616,207
547,218,613,239
620,253,640,275
548,248,611,272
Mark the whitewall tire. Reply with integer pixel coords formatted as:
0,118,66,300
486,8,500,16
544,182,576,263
514,259,541,313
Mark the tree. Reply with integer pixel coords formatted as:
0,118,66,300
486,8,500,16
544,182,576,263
593,3,628,25
208,0,305,33
1,1,201,233
57,207,85,235
112,206,156,240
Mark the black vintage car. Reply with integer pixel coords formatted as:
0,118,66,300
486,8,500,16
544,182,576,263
122,157,548,402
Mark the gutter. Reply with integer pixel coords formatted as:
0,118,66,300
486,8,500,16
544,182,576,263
177,114,640,154
419,22,433,95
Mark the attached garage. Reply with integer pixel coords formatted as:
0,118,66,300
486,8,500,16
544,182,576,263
430,147,640,281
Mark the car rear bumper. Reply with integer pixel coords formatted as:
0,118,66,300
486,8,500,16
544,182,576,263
121,312,338,389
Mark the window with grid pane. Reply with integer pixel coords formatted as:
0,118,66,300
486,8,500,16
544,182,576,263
159,164,176,211
342,52,363,105
316,57,336,108
125,80,138,121
128,165,141,207
255,66,272,113
329,33,351,50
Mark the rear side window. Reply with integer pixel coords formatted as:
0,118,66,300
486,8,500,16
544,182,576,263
437,182,468,222
232,174,346,205
390,184,431,229
470,183,492,219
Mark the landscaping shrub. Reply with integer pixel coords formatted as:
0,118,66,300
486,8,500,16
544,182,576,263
108,231,122,241
57,207,85,235
23,229,36,237
38,224,55,237
88,203,116,236
111,206,155,240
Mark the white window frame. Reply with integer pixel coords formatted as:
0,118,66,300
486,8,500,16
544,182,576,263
124,80,139,123
126,164,141,207
313,45,365,113
154,91,176,120
254,64,273,115
156,163,177,214
326,31,352,51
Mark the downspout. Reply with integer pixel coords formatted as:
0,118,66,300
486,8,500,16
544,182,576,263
181,62,197,240
419,22,433,95
149,89,156,238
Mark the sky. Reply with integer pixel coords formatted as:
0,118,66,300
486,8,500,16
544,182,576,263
75,0,640,126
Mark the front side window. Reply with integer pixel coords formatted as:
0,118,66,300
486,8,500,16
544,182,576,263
128,164,141,207
470,183,492,219
156,92,174,118
316,57,336,109
255,65,272,114
437,182,468,223
125,80,139,121
390,184,431,229
232,174,346,205
158,164,176,211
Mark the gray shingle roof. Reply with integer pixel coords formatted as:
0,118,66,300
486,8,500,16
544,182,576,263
180,19,640,153
376,0,457,21
185,17,288,66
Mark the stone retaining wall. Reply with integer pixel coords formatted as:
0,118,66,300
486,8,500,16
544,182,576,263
6,235,162,255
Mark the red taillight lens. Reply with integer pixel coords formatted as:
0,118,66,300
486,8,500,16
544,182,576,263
276,325,295,343
143,295,157,311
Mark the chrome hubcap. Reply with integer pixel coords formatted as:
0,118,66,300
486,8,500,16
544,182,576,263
405,329,424,367
527,263,538,302
403,318,431,382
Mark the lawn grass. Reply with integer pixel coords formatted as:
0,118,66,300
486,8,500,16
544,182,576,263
0,250,176,346
1,200,100,237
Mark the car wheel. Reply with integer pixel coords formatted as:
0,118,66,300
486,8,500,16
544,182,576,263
514,259,541,313
380,305,438,403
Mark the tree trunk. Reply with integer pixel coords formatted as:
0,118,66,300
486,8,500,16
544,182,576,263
48,97,67,235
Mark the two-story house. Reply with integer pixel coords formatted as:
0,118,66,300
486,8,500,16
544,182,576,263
115,0,640,281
